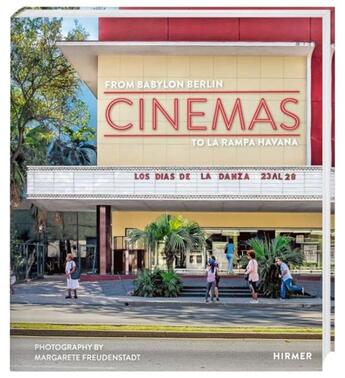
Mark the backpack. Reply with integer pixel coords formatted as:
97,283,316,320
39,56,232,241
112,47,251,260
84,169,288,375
70,260,81,280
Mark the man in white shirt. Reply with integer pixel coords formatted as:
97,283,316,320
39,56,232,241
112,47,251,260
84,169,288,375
275,257,304,299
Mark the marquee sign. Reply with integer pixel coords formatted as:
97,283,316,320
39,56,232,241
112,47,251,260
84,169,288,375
27,167,333,200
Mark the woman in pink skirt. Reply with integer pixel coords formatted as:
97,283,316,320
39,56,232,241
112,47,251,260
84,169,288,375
245,250,259,303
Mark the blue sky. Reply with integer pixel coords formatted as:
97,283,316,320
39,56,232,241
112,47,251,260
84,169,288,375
61,17,98,132
61,17,98,40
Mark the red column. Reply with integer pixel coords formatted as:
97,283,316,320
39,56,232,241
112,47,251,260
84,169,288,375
97,205,112,274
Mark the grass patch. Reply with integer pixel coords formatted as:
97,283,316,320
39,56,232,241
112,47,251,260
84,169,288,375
11,323,323,334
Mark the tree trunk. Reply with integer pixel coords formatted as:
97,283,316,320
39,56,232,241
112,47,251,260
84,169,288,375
10,181,21,208
11,124,25,164
165,248,174,271
59,240,67,273
25,249,36,280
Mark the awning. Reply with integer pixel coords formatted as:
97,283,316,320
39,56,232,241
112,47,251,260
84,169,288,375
56,41,315,96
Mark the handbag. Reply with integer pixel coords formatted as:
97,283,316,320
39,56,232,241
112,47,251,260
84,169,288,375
244,273,249,281
70,261,81,280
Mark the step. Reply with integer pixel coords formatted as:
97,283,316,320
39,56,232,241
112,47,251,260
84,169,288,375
182,286,249,290
182,290,249,295
179,292,250,298
179,293,313,298
180,286,315,298
182,286,248,290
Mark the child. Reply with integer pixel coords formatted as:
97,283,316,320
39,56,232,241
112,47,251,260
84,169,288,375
205,262,217,303
65,253,79,299
209,256,220,301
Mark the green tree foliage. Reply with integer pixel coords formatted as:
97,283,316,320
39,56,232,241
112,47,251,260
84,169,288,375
47,120,96,165
10,230,26,275
10,17,93,206
48,139,96,165
66,19,89,41
128,214,206,271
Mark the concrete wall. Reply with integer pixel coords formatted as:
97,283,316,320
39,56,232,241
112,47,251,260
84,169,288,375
112,211,334,236
99,13,335,166
97,54,307,166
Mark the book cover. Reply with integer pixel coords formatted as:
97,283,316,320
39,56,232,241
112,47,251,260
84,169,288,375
9,4,335,372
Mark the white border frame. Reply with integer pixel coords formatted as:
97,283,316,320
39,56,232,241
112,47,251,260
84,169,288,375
322,10,332,359
18,8,331,18
16,7,334,361
306,47,313,165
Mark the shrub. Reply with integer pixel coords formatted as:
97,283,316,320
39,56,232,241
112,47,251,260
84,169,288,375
133,269,155,297
133,268,182,297
161,270,183,297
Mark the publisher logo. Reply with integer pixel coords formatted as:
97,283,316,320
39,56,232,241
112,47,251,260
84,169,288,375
273,352,313,360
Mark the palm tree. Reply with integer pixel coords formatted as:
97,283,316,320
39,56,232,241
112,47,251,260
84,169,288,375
127,214,206,271
246,235,304,297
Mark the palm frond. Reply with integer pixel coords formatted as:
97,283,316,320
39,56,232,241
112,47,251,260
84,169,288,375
127,214,206,270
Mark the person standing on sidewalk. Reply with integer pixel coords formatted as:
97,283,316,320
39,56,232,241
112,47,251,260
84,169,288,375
275,257,304,299
224,238,235,273
208,255,220,301
65,253,79,299
245,250,259,303
205,261,217,303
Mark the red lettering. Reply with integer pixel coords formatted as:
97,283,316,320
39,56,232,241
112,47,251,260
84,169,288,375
218,172,250,180
155,173,175,180
139,98,144,130
187,98,207,131
135,173,150,180
248,98,277,130
201,173,211,180
152,98,179,130
105,95,301,135
212,98,246,130
105,98,133,130
280,98,300,130
179,173,191,180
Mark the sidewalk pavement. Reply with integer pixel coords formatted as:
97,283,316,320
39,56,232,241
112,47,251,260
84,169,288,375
10,276,333,330
10,275,326,308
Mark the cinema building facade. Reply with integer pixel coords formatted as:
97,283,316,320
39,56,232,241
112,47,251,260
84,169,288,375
26,10,335,275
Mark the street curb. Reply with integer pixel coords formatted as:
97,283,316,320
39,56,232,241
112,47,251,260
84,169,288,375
10,300,325,309
10,328,326,340
114,299,324,309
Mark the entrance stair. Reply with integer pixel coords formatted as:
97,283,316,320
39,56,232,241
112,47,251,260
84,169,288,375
180,285,314,298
